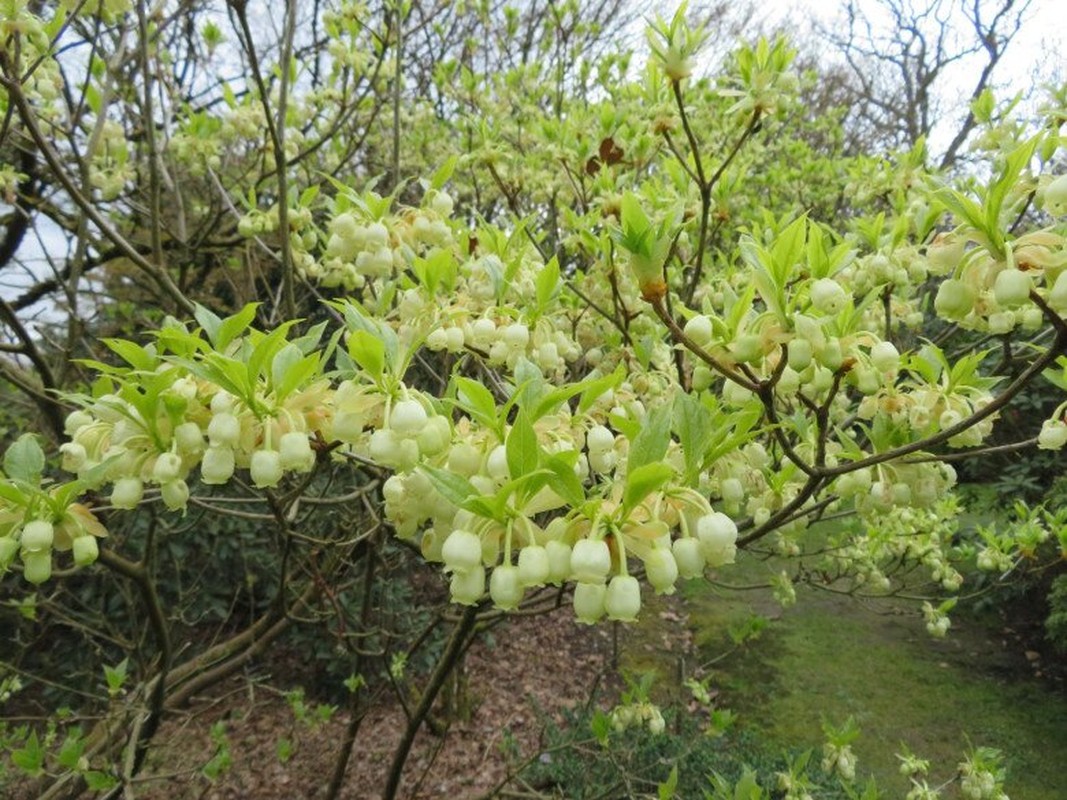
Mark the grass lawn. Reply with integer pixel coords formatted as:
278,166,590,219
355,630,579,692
624,544,1067,798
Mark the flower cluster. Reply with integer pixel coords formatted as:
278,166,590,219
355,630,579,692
609,700,666,735
0,436,109,584
12,160,1064,622
55,313,333,524
821,742,857,782
284,188,455,292
0,509,107,584
959,748,1009,800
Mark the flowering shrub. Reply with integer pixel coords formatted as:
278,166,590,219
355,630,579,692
0,0,1063,797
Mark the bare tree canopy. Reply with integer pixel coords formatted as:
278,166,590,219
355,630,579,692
817,0,1033,166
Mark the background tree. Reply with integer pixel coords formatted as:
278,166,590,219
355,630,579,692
818,0,1033,166
0,2,1065,799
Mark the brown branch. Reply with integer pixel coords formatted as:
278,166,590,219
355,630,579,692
819,326,1067,478
650,294,760,392
382,603,480,800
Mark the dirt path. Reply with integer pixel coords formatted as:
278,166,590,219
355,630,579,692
127,606,618,800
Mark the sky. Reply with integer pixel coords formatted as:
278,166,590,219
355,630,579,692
774,0,1062,80
739,0,1063,103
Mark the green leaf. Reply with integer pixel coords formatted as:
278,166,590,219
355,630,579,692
15,594,37,620
906,344,944,384
193,304,223,345
4,434,45,484
412,248,458,294
738,237,771,282
805,221,828,278
619,192,652,249
577,364,626,414
420,465,478,508
673,393,713,483
245,323,296,387
985,136,1039,237
280,354,321,400
215,304,260,351
85,771,120,791
938,189,985,231
627,404,672,473
0,481,27,504
57,729,86,769
937,188,995,255
71,357,130,376
725,282,757,335
506,412,539,480
658,765,679,800
12,731,45,776
1042,357,1067,391
531,378,594,423
727,613,769,645
732,766,766,799
104,658,128,696
590,709,612,745
202,723,232,781
544,453,585,508
102,338,156,371
44,5,69,37
271,343,304,393
769,215,807,286
181,354,250,403
632,335,654,371
430,155,458,190
153,318,204,358
535,256,561,309
452,377,502,435
513,357,546,411
317,324,345,369
464,494,509,522
202,732,232,781
85,84,101,116
347,330,386,383
609,413,640,441
276,737,293,764
704,405,763,465
739,237,786,321
623,462,676,513
501,469,553,509
337,301,399,370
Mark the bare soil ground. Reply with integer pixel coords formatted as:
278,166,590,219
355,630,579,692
133,606,624,800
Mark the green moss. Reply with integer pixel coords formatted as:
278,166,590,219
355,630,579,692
665,565,1067,799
